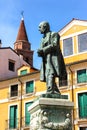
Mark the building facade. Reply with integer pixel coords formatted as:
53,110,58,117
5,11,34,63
0,17,38,130
59,18,87,130
0,18,87,130
0,17,34,81
0,47,29,80
0,67,45,130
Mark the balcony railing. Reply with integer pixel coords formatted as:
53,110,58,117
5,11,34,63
5,118,19,130
8,89,35,99
59,77,87,88
7,91,21,99
59,79,68,87
5,117,30,130
74,107,87,120
22,116,30,128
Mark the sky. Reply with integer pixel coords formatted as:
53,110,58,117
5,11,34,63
0,0,87,69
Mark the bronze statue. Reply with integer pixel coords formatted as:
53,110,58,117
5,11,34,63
37,21,67,94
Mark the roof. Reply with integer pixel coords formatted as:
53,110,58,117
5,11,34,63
0,70,39,82
66,59,87,67
16,18,28,42
0,47,19,55
59,18,87,36
17,64,39,71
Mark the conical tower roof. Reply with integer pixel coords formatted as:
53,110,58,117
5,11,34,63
14,17,34,66
16,18,28,41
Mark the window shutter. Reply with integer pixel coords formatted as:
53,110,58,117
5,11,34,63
83,94,87,117
10,106,15,128
20,69,27,75
26,81,34,93
9,105,17,128
77,69,87,83
25,102,32,125
78,93,87,118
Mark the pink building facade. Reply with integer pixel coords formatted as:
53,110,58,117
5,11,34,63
0,17,34,80
0,47,28,80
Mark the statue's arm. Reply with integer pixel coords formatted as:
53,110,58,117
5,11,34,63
42,33,59,54
37,33,60,56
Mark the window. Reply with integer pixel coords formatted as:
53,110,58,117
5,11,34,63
80,128,87,130
26,81,34,94
20,69,27,75
78,93,87,118
9,105,18,129
77,69,87,83
25,57,29,63
78,33,87,53
9,60,15,71
25,102,33,126
10,84,18,97
59,75,67,87
63,37,73,56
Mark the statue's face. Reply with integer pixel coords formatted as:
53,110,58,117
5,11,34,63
38,22,47,34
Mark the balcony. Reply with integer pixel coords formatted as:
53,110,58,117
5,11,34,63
5,117,30,130
22,116,30,128
59,79,68,87
5,118,19,130
74,107,87,122
7,91,21,99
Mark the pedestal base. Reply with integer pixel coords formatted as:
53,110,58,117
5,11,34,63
28,94,74,130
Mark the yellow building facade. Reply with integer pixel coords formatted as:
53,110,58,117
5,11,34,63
0,19,87,130
59,19,87,130
0,66,46,130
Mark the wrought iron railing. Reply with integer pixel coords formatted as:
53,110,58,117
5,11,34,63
7,91,21,99
74,107,87,120
5,117,30,130
59,77,87,88
59,79,68,87
5,118,19,130
22,116,30,127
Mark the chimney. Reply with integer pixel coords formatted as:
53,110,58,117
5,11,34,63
0,40,2,48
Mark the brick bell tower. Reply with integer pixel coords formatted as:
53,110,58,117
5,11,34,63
14,17,34,66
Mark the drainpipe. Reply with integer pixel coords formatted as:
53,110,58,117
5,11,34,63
18,78,23,130
68,66,75,130
68,66,74,102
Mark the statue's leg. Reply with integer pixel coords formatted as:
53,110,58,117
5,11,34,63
53,82,60,94
46,72,60,94
46,74,54,93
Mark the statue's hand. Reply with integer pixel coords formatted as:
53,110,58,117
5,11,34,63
37,49,43,57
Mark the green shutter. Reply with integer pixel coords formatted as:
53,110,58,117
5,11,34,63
10,106,14,128
78,93,87,118
77,69,87,83
26,81,34,93
83,94,87,117
79,94,84,118
25,102,32,125
20,69,27,75
9,105,17,128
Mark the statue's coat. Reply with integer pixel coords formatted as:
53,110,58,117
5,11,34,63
39,32,66,82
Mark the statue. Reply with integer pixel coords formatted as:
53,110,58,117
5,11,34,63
37,21,67,94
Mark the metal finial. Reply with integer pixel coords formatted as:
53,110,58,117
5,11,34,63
21,11,24,20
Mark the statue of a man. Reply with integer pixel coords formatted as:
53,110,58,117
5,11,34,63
37,21,67,94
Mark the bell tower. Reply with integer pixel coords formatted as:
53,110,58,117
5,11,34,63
14,17,34,66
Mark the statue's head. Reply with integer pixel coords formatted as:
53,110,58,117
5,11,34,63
38,21,50,34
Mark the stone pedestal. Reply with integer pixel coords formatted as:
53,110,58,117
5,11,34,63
28,94,74,130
